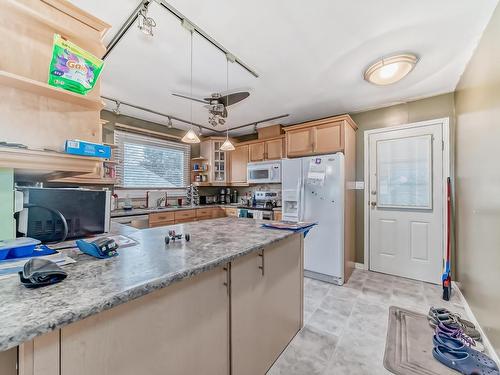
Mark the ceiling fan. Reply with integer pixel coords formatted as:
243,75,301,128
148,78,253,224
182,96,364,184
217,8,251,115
172,91,250,127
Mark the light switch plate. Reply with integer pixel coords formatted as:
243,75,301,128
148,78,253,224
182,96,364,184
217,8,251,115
355,181,365,190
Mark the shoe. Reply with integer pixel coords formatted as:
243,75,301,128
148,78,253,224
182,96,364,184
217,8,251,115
434,319,481,341
428,306,476,329
435,323,484,351
433,334,494,368
433,345,500,374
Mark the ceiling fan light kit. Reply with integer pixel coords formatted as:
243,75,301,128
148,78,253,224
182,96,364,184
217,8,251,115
364,53,418,85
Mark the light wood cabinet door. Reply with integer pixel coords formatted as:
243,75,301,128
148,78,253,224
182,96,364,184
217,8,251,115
231,234,303,375
0,348,17,375
287,128,314,157
314,121,343,154
249,142,265,162
265,138,284,160
60,267,230,375
224,207,238,217
230,145,249,183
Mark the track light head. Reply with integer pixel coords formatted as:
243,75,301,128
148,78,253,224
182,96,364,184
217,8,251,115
137,4,156,37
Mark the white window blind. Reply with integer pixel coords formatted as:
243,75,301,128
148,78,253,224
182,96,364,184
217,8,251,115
114,130,191,189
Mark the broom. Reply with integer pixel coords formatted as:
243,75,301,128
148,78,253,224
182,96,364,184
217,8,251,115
442,177,452,301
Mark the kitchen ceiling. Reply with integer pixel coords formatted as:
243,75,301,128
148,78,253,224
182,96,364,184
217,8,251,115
70,0,498,135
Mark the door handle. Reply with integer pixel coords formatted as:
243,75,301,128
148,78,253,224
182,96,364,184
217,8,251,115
370,201,377,207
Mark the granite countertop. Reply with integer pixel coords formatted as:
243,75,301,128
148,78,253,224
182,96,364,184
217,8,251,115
0,218,295,352
111,204,240,218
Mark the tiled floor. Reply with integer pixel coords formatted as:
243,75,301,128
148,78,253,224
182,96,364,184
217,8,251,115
267,269,466,375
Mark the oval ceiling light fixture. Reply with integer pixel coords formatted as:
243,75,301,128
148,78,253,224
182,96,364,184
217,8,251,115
364,53,418,85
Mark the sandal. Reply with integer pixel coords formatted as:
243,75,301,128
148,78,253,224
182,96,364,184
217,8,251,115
433,345,500,375
433,334,493,367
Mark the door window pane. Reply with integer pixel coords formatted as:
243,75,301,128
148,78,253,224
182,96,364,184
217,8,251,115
377,134,432,209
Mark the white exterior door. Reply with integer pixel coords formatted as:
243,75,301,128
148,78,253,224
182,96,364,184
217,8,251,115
367,120,447,284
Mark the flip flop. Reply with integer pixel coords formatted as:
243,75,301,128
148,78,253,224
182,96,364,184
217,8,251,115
433,334,494,368
433,345,500,375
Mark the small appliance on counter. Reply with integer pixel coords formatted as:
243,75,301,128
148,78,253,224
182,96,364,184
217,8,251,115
17,187,111,243
231,189,239,204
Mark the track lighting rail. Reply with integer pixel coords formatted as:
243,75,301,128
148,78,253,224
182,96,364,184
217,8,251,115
102,96,289,135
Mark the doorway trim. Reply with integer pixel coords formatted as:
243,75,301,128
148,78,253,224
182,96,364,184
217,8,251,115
363,117,451,274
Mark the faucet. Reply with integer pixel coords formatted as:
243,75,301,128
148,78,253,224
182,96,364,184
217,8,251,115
156,196,166,207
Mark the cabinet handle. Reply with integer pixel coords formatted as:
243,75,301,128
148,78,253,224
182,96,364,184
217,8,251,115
223,264,230,295
258,250,264,276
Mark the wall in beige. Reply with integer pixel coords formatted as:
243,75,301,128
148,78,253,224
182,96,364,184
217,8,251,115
455,3,500,355
350,93,456,264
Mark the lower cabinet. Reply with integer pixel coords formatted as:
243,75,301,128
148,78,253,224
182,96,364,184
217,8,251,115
231,234,303,375
15,235,303,375
0,348,16,375
60,266,230,375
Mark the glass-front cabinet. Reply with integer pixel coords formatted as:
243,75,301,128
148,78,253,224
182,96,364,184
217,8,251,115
199,137,228,184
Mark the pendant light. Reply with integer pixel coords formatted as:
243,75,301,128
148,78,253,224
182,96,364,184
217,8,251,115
219,56,235,151
182,28,201,144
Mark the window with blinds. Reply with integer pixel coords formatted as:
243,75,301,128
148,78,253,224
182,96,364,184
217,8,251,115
114,130,191,188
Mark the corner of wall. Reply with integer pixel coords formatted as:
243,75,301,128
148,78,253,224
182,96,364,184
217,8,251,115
0,168,15,240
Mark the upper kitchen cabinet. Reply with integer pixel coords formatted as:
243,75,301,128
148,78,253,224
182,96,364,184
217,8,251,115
284,115,358,158
265,137,285,160
249,142,266,162
247,136,285,162
230,144,249,184
198,137,231,185
0,0,110,178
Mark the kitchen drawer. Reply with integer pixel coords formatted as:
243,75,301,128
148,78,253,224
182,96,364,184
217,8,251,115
196,208,214,219
149,220,175,228
149,212,175,223
174,210,197,221
175,217,197,224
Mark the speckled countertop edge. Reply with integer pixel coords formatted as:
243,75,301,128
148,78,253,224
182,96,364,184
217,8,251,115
0,218,296,351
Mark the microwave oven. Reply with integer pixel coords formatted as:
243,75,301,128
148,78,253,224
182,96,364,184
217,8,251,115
17,188,111,242
247,161,282,184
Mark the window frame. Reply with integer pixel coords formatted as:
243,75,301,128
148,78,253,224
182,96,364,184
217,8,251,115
113,129,191,190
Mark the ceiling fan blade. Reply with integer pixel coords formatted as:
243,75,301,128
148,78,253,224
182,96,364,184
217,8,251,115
204,92,250,106
172,93,209,104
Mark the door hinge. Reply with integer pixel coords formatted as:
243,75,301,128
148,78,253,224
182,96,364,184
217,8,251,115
442,140,444,150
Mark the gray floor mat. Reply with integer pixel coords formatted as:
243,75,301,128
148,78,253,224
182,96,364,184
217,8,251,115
384,306,457,375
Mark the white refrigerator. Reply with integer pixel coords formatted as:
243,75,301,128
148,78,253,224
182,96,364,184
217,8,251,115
282,153,345,285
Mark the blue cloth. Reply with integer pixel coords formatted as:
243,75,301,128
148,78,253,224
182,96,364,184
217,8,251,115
3,245,57,260
261,223,317,237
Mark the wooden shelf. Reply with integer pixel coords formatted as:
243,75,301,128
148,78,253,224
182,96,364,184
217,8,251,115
48,176,117,185
0,147,100,176
0,71,105,110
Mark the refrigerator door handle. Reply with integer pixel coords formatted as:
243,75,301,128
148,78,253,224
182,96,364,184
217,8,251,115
299,163,305,222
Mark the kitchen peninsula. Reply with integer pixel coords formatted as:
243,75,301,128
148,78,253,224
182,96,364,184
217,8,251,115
0,217,304,375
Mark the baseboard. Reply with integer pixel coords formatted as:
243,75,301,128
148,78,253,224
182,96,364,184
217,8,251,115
354,262,365,270
452,281,500,365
